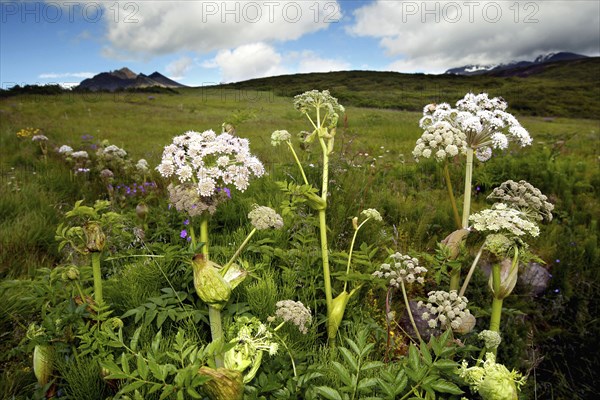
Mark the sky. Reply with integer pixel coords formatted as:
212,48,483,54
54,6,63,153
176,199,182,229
1,0,599,88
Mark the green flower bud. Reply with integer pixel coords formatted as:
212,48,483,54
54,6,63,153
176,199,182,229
135,202,149,221
198,367,244,400
304,191,327,211
441,228,469,260
33,345,54,386
479,330,502,350
192,255,246,310
327,288,359,340
489,257,519,300
65,266,80,280
84,222,105,252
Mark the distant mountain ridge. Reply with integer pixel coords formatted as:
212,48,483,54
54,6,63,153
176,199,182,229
77,67,186,91
445,52,589,76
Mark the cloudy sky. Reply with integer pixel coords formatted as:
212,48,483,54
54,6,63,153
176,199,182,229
1,0,599,87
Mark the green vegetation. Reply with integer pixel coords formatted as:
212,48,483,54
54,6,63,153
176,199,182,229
0,69,598,399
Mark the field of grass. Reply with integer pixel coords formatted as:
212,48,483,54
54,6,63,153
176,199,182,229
1,79,599,399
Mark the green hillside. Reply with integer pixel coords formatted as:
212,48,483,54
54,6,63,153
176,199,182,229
217,58,600,118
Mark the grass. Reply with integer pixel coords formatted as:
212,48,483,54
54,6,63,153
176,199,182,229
0,72,599,398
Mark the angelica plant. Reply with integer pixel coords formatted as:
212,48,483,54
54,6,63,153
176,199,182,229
459,180,553,350
414,93,532,291
272,90,354,346
156,127,267,367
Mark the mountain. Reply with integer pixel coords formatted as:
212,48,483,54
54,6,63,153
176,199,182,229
76,68,186,91
445,52,589,76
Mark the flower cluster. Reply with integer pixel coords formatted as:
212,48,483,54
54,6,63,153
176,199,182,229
361,208,383,222
469,203,540,237
58,145,73,155
268,300,312,334
478,330,502,350
487,180,554,222
419,93,532,155
16,127,41,138
224,316,278,382
372,253,427,287
32,134,49,142
248,205,284,230
136,159,149,174
157,129,265,197
270,130,292,146
412,121,467,161
101,144,127,158
293,90,345,128
71,150,89,159
418,290,472,330
459,352,526,400
167,182,229,216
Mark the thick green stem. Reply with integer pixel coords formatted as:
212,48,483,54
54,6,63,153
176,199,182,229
200,216,209,259
91,252,103,305
461,148,474,229
200,215,223,367
400,281,423,343
208,306,224,367
449,271,461,292
443,163,462,230
222,228,257,276
319,210,333,316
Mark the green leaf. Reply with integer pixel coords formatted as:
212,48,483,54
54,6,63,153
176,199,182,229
136,355,149,380
362,361,384,371
420,340,432,366
331,361,352,387
148,357,164,381
357,377,378,392
121,353,130,375
432,359,459,371
187,387,203,399
315,386,343,400
345,338,361,356
429,379,464,395
408,344,420,372
119,380,146,394
339,347,359,373
130,326,142,352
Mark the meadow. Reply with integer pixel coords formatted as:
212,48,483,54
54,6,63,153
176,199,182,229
0,78,599,399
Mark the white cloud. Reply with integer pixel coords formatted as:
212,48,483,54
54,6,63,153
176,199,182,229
296,51,351,73
202,44,351,82
166,56,193,80
349,0,600,73
101,1,341,58
203,43,289,82
38,72,95,79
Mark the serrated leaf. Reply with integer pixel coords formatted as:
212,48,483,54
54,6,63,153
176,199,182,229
420,340,432,366
339,347,359,373
433,359,459,371
147,357,164,381
156,312,168,328
408,344,420,372
187,387,203,399
315,386,343,400
357,377,378,392
119,380,146,394
331,361,352,386
345,338,361,356
362,361,384,371
130,326,142,352
121,353,130,375
136,355,148,380
148,383,163,395
429,379,464,394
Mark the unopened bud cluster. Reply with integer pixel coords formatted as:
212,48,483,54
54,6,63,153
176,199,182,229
372,253,427,287
418,290,472,330
487,180,554,222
